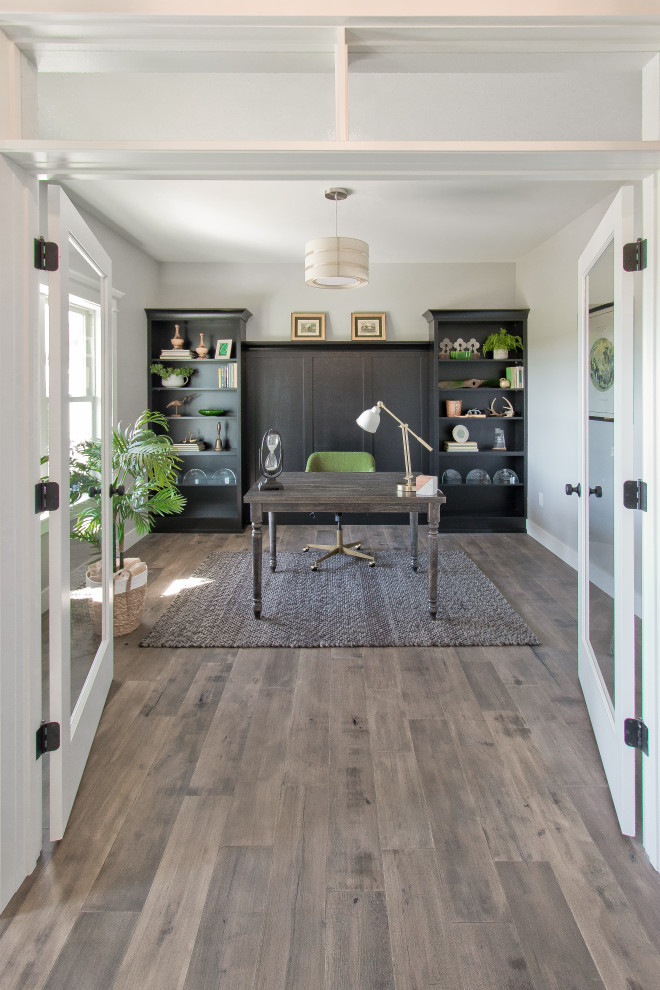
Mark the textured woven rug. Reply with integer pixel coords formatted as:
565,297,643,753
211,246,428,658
140,549,539,649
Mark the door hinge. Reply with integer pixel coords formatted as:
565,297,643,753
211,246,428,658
35,481,59,514
34,236,59,272
624,717,649,756
623,238,647,272
36,721,61,759
623,479,647,511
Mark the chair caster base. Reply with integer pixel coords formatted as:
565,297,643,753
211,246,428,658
311,564,318,571
302,546,309,552
369,561,376,567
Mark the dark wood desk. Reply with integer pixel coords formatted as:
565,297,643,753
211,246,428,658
243,472,446,619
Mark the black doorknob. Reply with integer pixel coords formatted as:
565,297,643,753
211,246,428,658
110,484,125,497
88,485,102,498
565,483,581,497
589,486,603,498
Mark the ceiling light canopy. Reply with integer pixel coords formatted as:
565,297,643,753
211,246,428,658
305,188,369,289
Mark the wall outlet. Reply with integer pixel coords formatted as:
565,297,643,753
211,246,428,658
538,492,544,507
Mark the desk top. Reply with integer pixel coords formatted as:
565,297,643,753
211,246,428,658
244,472,446,513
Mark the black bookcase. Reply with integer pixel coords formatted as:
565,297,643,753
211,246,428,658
146,308,252,532
424,308,529,533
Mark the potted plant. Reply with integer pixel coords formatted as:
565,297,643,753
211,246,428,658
70,410,186,634
150,362,195,388
482,329,524,360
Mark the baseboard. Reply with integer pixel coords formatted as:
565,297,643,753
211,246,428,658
122,525,140,552
526,520,578,572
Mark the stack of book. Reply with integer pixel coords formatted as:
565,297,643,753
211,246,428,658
172,440,205,452
218,363,238,389
443,440,479,452
505,365,524,389
160,348,195,359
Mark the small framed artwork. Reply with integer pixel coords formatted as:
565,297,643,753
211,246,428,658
352,313,386,341
215,339,233,359
291,313,326,341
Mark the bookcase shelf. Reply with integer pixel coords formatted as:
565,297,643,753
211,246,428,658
424,308,529,533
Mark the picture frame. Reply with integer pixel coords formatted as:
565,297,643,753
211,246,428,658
214,339,233,359
291,313,326,341
351,313,386,341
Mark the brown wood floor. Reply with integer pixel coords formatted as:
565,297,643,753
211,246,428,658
2,527,660,990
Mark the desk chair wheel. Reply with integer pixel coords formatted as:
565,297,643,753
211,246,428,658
311,563,318,571
369,561,375,567
302,546,309,552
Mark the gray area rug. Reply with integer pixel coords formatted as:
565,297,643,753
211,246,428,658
140,549,539,649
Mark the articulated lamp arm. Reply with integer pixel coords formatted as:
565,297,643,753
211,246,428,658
357,400,433,493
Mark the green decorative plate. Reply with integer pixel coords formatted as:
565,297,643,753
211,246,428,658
198,408,226,416
589,337,614,392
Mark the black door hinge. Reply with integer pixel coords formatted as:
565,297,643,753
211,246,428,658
623,238,647,272
623,479,647,511
35,481,59,514
624,717,649,756
34,236,59,272
36,721,61,759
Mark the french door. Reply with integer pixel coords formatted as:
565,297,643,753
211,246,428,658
575,186,636,834
46,186,114,839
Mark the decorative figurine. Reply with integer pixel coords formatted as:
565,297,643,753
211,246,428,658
195,333,209,359
170,323,184,349
165,392,200,416
214,421,223,451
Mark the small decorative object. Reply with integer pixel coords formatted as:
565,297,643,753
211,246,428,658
467,338,481,358
258,429,284,490
198,408,225,416
493,468,519,485
170,323,184,349
450,350,471,360
446,400,462,417
442,468,462,484
499,377,511,388
590,336,614,392
452,424,470,443
489,396,515,417
150,363,195,388
415,475,438,497
166,392,200,417
492,427,506,450
182,469,207,486
352,313,386,341
453,337,468,351
214,422,223,451
437,378,489,389
211,467,237,486
215,339,233,359
291,313,325,341
195,333,209,359
482,328,524,360
438,337,452,359
466,468,492,485
465,408,486,417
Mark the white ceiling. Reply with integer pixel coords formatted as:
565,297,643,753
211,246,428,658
64,177,620,265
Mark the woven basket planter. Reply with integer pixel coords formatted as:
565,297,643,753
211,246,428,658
86,558,148,636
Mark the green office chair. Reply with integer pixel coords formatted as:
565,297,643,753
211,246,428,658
302,451,376,570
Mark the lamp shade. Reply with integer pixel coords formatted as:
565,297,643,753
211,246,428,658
305,236,369,288
356,406,381,433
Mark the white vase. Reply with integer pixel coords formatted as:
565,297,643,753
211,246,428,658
162,374,189,388
493,348,508,360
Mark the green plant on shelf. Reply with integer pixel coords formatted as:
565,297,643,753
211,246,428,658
150,362,195,380
482,329,523,355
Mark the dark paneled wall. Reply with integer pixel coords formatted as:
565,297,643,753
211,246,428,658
244,343,432,490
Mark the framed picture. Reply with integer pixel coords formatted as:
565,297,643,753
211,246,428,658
215,339,233,359
291,313,325,341
588,304,614,420
352,313,386,341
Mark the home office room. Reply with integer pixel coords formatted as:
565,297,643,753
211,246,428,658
2,5,660,989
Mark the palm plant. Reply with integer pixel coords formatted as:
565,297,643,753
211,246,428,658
70,410,185,569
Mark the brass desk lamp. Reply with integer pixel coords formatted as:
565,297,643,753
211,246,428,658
357,401,432,494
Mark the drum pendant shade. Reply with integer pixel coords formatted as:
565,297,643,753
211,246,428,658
305,188,369,288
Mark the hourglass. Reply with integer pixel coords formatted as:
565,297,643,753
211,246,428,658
257,429,283,490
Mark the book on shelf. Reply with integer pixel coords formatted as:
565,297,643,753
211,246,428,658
505,365,524,389
443,441,478,451
160,349,195,359
173,441,205,452
218,363,237,389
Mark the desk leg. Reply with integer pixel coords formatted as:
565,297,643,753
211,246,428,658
427,502,440,619
409,512,418,571
268,512,277,572
250,504,263,618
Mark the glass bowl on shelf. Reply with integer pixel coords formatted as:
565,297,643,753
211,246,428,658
198,408,226,416
466,468,491,485
493,468,519,485
441,469,462,485
210,468,237,486
182,469,207,486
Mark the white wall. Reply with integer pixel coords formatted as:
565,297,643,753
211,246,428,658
157,261,517,341
516,193,618,569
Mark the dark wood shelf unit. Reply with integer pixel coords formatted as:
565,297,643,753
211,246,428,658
146,308,252,532
424,308,529,533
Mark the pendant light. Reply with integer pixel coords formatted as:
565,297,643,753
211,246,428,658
305,188,369,288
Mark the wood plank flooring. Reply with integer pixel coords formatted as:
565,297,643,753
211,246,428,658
2,527,660,990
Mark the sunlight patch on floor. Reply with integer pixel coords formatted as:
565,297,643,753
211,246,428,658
162,576,212,597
